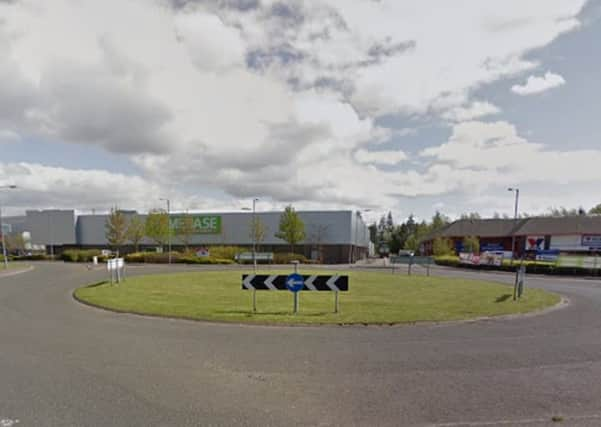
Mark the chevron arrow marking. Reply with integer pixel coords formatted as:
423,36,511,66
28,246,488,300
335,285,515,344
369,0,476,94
264,275,277,290
326,275,340,291
304,275,317,291
243,275,256,289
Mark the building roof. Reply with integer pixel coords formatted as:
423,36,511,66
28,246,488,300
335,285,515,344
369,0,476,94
515,215,601,236
425,215,601,241
434,218,525,238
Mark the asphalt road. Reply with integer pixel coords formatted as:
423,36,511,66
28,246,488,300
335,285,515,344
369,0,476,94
1,263,601,427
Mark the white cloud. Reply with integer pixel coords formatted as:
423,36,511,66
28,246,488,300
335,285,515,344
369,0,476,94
442,101,501,122
173,11,246,72
0,130,21,144
511,71,566,95
354,149,407,165
421,120,601,184
0,0,592,216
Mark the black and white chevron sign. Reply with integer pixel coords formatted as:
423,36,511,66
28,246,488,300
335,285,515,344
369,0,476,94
242,274,349,291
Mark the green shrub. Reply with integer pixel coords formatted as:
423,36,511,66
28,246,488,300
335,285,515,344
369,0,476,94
124,252,233,265
273,253,310,264
208,246,244,261
10,254,51,261
433,238,454,256
62,249,102,262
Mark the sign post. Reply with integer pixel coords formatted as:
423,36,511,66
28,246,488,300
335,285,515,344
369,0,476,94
514,264,526,300
107,258,125,285
286,272,304,314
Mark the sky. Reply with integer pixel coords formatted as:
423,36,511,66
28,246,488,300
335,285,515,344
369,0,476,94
1,0,600,224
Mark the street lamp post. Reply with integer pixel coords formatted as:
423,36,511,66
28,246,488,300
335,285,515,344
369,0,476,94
252,198,259,273
160,198,171,265
0,185,17,269
508,188,520,263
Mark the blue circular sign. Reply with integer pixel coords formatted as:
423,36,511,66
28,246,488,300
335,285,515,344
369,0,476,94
286,273,304,293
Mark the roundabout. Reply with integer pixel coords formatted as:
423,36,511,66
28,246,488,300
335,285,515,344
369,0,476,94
74,269,559,325
2,262,601,426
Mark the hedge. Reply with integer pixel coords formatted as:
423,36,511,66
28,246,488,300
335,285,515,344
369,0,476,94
208,246,245,261
124,252,234,265
1,254,51,262
62,249,108,263
273,253,312,264
433,256,601,276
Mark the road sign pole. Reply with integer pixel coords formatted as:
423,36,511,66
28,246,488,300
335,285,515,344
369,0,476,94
252,289,257,313
334,291,339,313
293,291,299,314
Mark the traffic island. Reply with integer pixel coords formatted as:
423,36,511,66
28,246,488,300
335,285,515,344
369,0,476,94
73,270,561,325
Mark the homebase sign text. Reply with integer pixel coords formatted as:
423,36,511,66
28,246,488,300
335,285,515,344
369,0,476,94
170,215,222,234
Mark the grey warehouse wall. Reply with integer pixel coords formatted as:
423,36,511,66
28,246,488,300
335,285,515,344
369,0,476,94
25,210,76,245
76,210,369,247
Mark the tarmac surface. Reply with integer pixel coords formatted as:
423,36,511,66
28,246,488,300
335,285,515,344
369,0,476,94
1,262,601,426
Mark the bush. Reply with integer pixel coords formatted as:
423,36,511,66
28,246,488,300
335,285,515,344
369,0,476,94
10,254,52,261
208,246,244,261
433,255,601,277
273,253,310,264
433,238,454,256
124,252,234,265
62,249,103,262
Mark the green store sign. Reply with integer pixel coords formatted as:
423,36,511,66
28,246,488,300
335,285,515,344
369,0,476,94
170,215,222,234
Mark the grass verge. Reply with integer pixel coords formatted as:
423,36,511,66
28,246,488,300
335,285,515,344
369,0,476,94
73,270,560,325
0,263,31,273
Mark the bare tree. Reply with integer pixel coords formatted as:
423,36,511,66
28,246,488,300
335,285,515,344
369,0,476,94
126,215,145,252
177,213,195,252
249,216,267,252
105,207,128,255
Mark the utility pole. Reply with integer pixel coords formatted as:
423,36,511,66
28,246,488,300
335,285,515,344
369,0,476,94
0,185,17,269
160,198,172,265
508,188,520,264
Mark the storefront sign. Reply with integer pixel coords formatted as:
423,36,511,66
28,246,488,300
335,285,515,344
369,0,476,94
170,215,222,234
459,253,480,265
480,251,504,266
526,236,545,251
582,235,601,249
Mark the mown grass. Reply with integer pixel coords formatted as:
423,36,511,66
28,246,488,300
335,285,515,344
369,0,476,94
74,270,560,325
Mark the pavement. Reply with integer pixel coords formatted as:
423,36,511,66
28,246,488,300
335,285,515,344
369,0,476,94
1,262,601,426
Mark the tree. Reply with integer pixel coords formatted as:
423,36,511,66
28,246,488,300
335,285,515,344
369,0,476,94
177,213,195,251
249,215,267,251
145,209,170,249
460,212,481,220
433,237,454,256
590,204,601,215
462,235,480,254
5,233,26,255
430,211,449,232
307,224,329,263
126,215,145,252
105,207,128,255
385,211,394,233
275,205,306,254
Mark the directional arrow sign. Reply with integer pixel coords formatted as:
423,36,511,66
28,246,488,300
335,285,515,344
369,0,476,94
241,275,348,291
286,273,304,293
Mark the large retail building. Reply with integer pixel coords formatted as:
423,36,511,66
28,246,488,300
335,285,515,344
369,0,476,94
2,209,371,264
